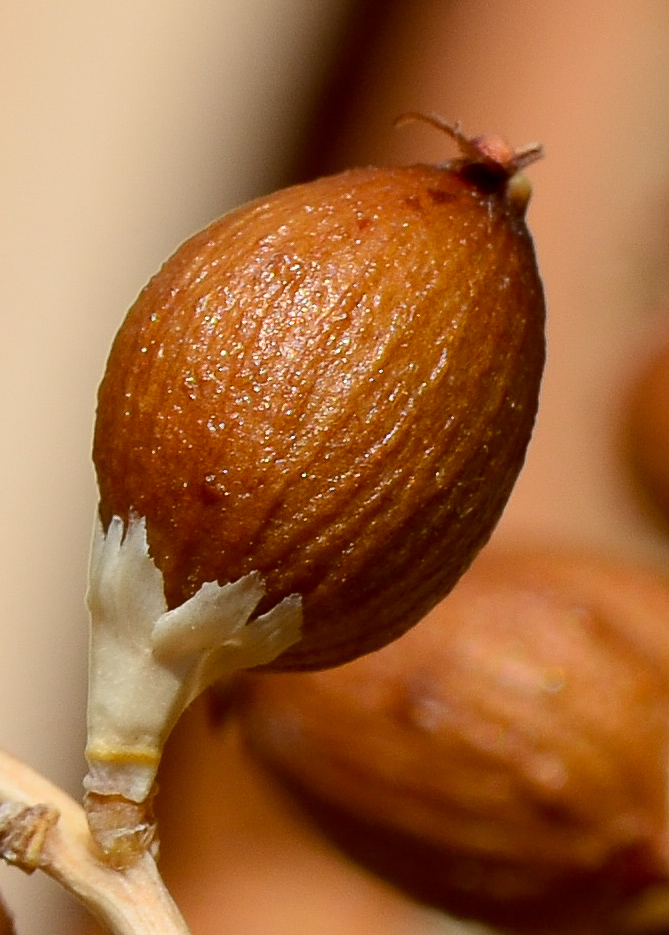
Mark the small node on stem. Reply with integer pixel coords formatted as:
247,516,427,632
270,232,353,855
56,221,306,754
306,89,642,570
84,791,158,870
0,802,58,872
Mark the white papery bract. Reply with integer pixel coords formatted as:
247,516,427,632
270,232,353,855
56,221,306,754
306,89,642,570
84,514,302,803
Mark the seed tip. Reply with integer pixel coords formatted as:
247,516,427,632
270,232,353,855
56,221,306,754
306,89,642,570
505,172,534,215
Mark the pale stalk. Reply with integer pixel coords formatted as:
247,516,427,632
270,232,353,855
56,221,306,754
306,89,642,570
0,746,190,935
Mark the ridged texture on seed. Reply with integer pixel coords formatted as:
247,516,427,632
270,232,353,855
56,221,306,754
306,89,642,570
93,164,545,670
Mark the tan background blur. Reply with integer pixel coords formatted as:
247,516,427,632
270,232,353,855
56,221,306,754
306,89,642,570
0,2,355,930
3,2,669,934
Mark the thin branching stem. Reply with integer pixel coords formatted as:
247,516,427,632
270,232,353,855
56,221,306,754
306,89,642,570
0,747,191,935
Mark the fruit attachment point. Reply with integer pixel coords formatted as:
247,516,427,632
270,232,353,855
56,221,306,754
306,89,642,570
84,512,302,866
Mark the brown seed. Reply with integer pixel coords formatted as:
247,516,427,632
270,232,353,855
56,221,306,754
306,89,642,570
236,546,669,928
93,124,545,670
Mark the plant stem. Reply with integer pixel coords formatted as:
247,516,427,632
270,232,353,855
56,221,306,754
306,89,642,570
0,747,191,935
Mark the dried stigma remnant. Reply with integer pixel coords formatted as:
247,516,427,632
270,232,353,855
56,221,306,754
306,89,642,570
394,113,544,212
88,116,545,863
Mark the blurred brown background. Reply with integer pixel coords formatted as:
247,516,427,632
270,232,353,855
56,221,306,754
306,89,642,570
3,2,669,933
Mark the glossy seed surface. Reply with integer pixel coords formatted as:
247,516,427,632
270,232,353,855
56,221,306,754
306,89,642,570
94,159,545,669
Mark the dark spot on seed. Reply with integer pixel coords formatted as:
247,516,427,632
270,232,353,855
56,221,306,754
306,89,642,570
201,473,226,504
426,188,456,205
403,195,422,211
